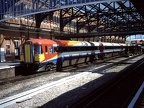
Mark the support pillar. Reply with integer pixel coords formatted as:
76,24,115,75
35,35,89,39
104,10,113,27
35,28,42,38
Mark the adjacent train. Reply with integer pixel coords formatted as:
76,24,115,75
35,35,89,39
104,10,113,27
20,38,141,72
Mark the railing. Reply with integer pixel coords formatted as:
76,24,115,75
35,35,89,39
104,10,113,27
0,0,125,22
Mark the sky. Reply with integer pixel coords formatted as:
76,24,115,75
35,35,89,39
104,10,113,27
126,34,144,41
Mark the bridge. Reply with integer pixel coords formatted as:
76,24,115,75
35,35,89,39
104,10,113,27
0,0,128,22
0,0,144,38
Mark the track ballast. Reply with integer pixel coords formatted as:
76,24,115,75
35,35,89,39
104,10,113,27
71,56,144,108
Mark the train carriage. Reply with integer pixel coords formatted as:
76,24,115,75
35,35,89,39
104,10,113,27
20,38,135,72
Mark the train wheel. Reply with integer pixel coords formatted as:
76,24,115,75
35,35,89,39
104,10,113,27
45,64,52,71
56,61,62,72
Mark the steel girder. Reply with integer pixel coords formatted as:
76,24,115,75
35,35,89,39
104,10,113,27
55,30,144,39
35,12,53,28
78,1,144,32
57,0,144,39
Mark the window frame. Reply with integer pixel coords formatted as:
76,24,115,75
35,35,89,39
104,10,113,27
5,44,11,56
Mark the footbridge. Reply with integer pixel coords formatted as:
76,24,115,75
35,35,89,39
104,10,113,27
0,0,142,22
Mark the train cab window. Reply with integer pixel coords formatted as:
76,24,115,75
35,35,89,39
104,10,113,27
34,44,42,54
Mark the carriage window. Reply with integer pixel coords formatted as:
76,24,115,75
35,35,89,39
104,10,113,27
54,47,58,52
57,47,62,52
34,44,42,54
49,46,55,53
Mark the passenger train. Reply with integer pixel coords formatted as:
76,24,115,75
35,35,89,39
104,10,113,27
20,38,141,72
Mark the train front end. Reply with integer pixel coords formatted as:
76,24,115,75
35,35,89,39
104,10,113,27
20,41,43,72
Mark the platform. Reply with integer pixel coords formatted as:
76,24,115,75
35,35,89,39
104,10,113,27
0,62,20,79
128,82,144,108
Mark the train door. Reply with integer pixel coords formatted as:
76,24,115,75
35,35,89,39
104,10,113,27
23,42,34,63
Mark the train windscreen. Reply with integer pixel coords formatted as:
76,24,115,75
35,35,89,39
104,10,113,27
34,44,42,54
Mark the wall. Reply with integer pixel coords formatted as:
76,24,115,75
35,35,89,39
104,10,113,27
0,24,52,62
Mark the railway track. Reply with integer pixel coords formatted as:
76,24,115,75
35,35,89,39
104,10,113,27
0,55,120,85
70,56,144,108
0,55,143,107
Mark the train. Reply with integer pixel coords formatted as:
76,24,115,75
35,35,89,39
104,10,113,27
20,38,142,72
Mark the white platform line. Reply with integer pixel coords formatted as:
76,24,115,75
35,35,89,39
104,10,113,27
128,82,144,108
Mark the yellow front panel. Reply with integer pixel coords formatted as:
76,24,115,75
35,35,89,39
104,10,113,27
24,44,31,62
20,55,24,61
35,54,45,62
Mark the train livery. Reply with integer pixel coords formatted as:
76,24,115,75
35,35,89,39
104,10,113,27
20,38,140,72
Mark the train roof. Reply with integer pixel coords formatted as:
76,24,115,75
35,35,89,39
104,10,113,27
27,38,57,45
26,39,126,47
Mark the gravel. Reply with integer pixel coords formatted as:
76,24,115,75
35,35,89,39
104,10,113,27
0,72,72,99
